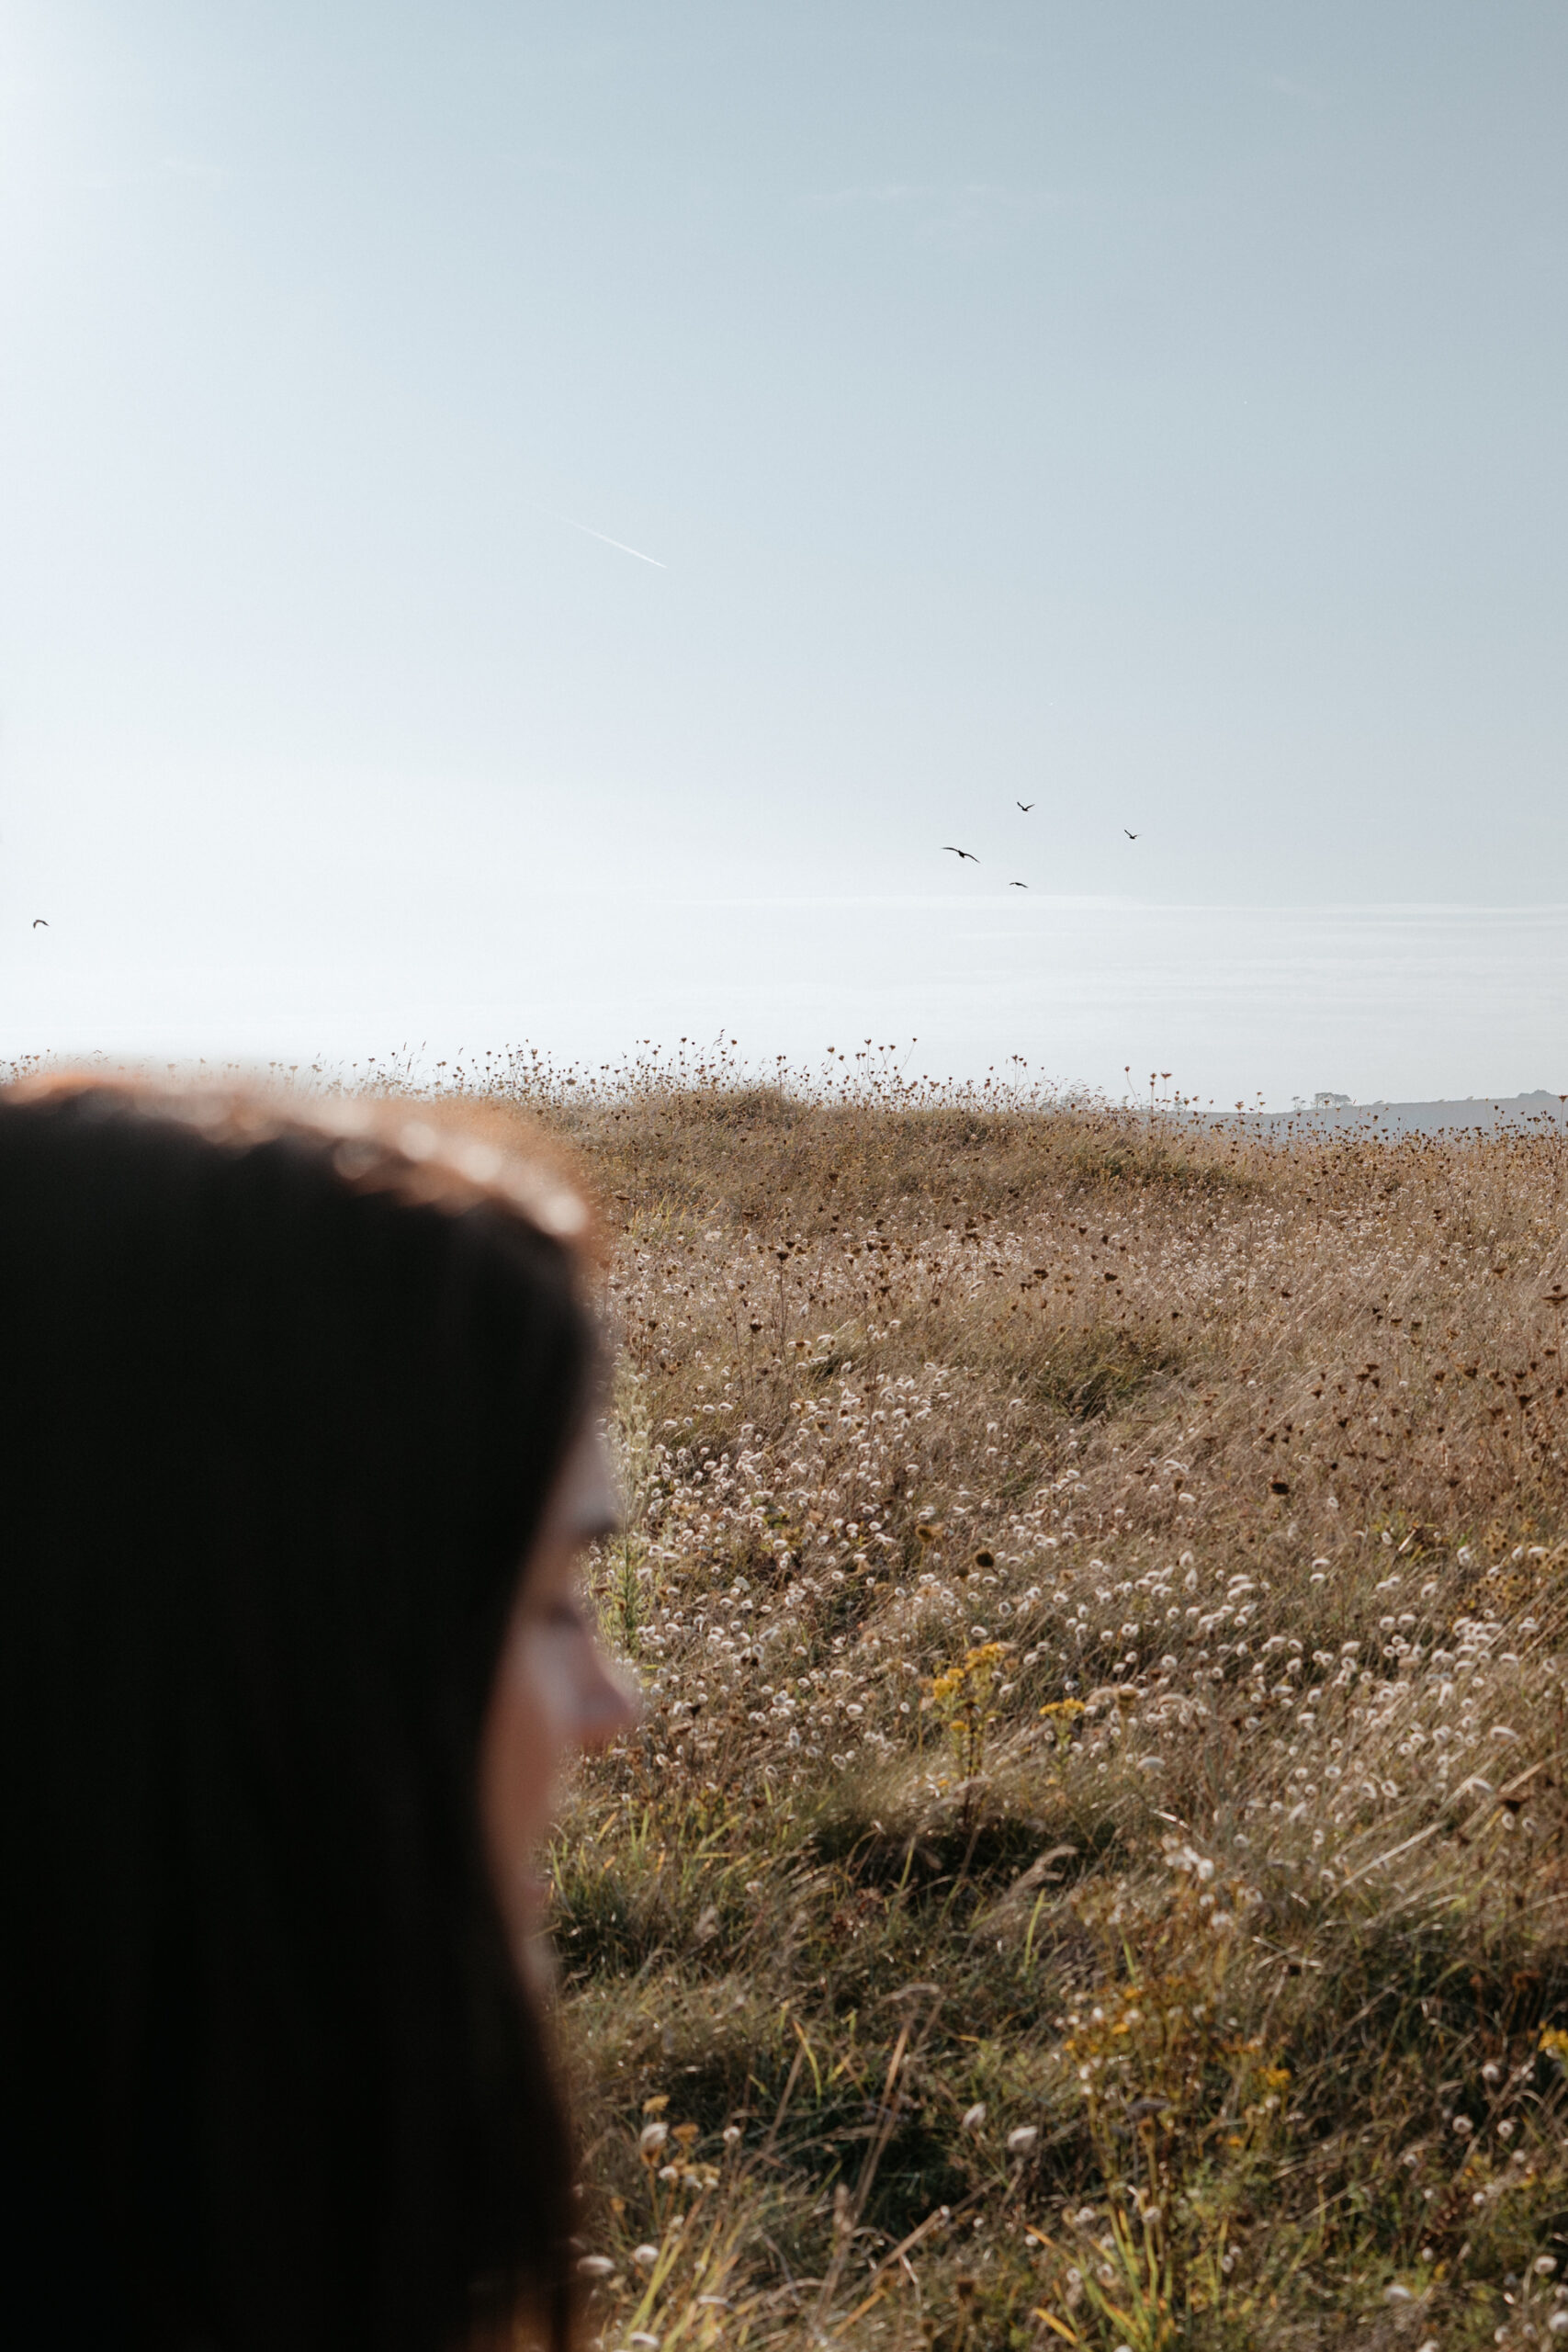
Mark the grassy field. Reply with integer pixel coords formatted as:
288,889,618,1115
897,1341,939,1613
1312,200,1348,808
479,1052,1568,2349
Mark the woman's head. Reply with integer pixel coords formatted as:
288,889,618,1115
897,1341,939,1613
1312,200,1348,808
0,1077,623,2352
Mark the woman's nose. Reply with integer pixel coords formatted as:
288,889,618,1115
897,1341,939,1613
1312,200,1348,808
579,1644,642,1747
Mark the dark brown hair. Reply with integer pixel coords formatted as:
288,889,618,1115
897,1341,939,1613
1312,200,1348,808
0,1079,599,2352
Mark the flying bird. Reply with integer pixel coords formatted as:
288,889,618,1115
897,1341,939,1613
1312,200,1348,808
1017,800,1034,812
1010,880,1028,889
31,917,48,928
1123,829,1139,840
942,845,978,863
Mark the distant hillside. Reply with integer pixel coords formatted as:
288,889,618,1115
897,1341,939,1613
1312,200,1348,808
1212,1088,1568,1136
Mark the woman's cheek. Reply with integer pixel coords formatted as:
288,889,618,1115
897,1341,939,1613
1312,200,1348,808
485,1638,550,1871
520,1625,592,1795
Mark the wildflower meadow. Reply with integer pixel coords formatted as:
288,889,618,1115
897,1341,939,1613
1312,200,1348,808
485,1049,1568,2344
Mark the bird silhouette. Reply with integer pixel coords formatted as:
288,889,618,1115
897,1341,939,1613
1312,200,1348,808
1010,880,1028,889
1123,829,1138,840
1017,800,1034,812
31,918,48,929
942,845,978,863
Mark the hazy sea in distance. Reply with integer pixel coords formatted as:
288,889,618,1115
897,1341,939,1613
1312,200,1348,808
5,898,1566,1113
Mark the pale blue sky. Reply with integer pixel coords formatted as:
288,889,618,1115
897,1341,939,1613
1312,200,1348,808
2,5,1565,1094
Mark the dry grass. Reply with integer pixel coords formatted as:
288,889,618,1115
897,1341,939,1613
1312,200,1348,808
19,1037,1568,2342
438,1048,1568,2349
423,1050,1568,2341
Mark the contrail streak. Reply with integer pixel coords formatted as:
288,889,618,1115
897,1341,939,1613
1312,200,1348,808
551,511,668,568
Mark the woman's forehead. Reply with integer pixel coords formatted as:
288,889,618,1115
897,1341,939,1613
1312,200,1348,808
553,1425,620,1540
